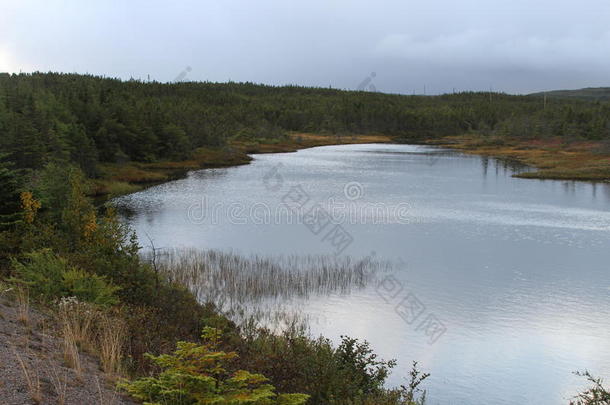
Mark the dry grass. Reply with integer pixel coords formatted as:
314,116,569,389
290,132,392,146
94,180,142,197
101,165,169,184
62,330,83,377
435,134,610,181
14,348,42,404
97,313,125,376
57,298,96,350
56,298,97,377
96,376,120,405
16,288,30,326
1,295,132,404
55,298,125,377
46,360,68,405
232,132,392,154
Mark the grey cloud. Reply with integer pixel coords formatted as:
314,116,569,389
1,0,609,94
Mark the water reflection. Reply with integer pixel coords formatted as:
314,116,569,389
113,144,610,405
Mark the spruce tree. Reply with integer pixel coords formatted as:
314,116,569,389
0,153,22,229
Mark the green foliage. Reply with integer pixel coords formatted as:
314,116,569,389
0,77,442,402
230,327,399,405
11,249,70,299
117,284,224,374
335,335,397,396
34,163,91,226
0,154,22,271
160,124,191,160
25,164,150,303
10,249,119,306
119,327,309,405
13,163,210,372
531,88,610,102
1,72,609,179
61,267,120,307
0,153,21,230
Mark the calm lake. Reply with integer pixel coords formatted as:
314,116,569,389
114,144,610,405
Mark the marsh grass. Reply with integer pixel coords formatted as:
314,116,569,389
443,134,610,181
95,181,142,197
142,248,394,327
145,248,391,303
223,301,313,333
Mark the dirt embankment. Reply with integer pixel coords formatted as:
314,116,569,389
0,292,134,405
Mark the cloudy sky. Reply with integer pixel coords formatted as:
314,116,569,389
2,0,609,94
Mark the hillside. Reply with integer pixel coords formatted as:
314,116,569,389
530,87,610,101
0,292,134,404
1,72,609,184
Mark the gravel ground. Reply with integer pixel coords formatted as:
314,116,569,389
0,293,136,405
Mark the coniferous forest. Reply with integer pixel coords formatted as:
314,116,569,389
1,72,610,404
2,72,609,178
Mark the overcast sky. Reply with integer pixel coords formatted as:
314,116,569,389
2,0,610,94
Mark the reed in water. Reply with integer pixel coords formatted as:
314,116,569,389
142,247,394,306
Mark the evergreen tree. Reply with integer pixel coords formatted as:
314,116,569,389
0,72,608,177
0,153,21,229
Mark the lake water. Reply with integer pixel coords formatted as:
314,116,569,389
114,144,610,404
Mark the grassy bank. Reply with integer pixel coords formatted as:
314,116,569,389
93,133,392,198
430,134,610,182
93,131,610,201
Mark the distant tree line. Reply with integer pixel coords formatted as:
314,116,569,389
1,72,609,177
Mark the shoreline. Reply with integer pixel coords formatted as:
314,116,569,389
92,133,393,200
427,134,610,182
94,132,610,202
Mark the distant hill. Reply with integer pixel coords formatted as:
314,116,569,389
530,87,610,101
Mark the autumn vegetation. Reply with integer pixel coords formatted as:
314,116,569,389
1,71,609,403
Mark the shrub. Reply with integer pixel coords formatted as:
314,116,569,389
571,371,610,405
229,327,398,405
335,335,397,396
11,249,119,306
11,249,66,299
119,285,218,374
119,327,309,405
61,267,120,307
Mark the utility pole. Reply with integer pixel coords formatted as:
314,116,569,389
544,93,547,109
